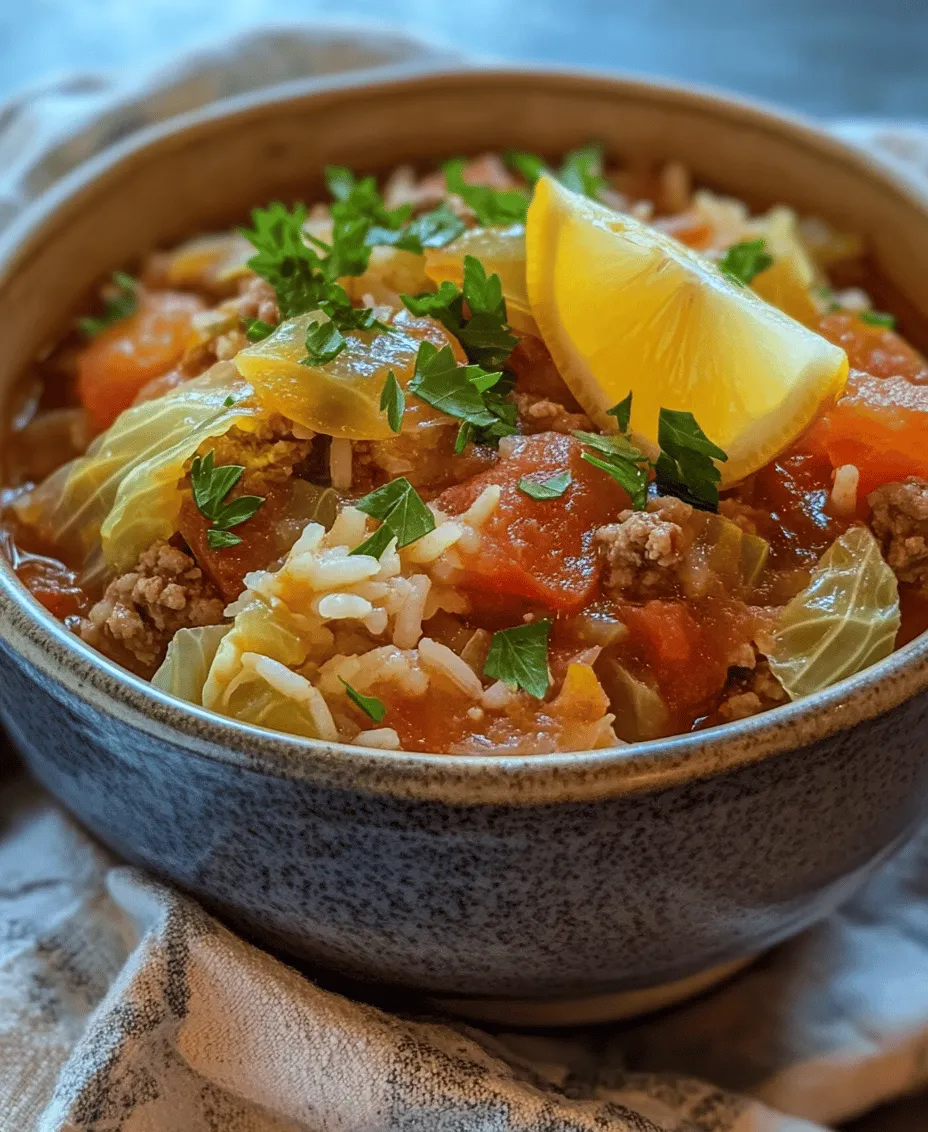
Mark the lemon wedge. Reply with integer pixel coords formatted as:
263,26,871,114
525,176,848,485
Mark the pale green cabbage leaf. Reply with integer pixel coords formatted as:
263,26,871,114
14,364,259,584
152,625,231,705
769,525,900,700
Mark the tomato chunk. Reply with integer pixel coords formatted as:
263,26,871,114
818,312,928,382
78,290,204,432
438,433,629,611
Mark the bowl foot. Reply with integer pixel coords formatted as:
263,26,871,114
430,955,756,1026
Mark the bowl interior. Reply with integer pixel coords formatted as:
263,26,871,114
3,66,928,796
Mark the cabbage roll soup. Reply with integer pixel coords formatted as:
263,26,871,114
4,148,928,755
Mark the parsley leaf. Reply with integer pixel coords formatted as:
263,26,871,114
558,142,607,199
718,239,773,287
504,143,607,200
860,310,896,329
483,620,552,699
380,371,405,433
607,392,633,433
443,158,530,226
407,341,516,449
574,430,651,510
241,201,333,319
340,678,387,723
190,450,265,550
351,477,436,556
654,409,728,511
243,317,275,342
518,471,572,500
367,202,466,255
302,320,347,366
78,271,138,338
402,255,518,372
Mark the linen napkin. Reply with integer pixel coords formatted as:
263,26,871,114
3,24,928,1132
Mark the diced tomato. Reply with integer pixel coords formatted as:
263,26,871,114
77,290,205,432
805,370,928,498
619,599,758,719
818,312,928,382
179,484,289,603
438,433,630,611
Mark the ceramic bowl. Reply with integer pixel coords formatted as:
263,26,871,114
2,66,928,1025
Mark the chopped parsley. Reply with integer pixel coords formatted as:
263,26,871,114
517,471,572,500
190,450,265,550
504,142,607,200
351,477,436,558
443,158,530,226
407,341,516,451
860,309,896,329
402,255,518,372
483,619,552,699
655,408,728,510
367,201,466,255
340,678,387,723
718,239,773,287
78,271,138,338
380,371,405,433
302,320,347,366
243,317,275,342
574,394,728,512
575,430,651,511
607,392,633,433
241,201,333,319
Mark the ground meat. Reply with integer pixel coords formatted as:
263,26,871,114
353,425,496,497
513,392,591,436
717,657,789,722
509,336,586,407
205,415,314,495
595,496,695,598
234,275,279,327
79,541,224,673
868,477,928,586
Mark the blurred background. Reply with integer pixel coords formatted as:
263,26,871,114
3,0,927,120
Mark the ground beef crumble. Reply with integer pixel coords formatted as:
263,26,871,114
595,496,695,598
79,541,224,673
513,392,591,436
234,274,279,327
716,656,789,722
868,477,928,586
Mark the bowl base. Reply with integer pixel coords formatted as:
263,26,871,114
430,955,756,1026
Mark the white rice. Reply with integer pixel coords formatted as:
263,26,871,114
831,464,860,517
329,437,353,490
418,637,484,698
358,727,402,750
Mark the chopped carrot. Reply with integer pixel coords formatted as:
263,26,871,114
77,290,204,432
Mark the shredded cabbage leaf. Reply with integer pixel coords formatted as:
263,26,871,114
768,525,900,700
14,364,259,583
152,625,230,705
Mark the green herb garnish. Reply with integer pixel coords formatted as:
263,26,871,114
380,371,405,434
402,255,518,372
574,430,651,511
718,239,773,287
407,341,516,450
860,310,896,329
243,317,275,342
504,142,607,200
78,271,138,338
351,477,436,557
241,202,333,319
655,408,728,511
302,320,347,366
443,158,530,226
367,202,466,256
190,450,265,550
483,619,552,699
340,678,387,723
517,471,572,500
607,392,633,433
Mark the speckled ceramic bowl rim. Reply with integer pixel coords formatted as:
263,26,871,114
3,63,928,807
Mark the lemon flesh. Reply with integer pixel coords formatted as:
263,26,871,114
525,176,848,485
